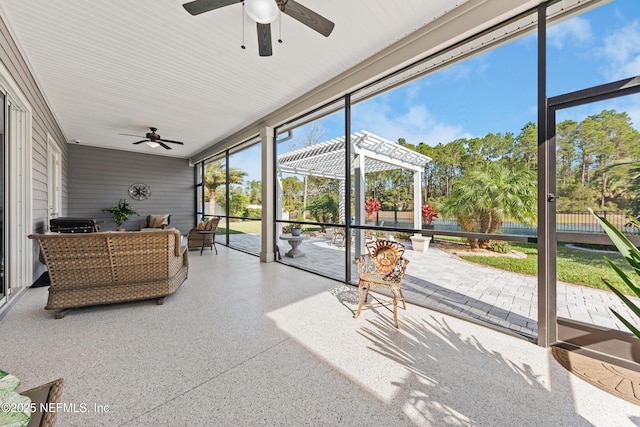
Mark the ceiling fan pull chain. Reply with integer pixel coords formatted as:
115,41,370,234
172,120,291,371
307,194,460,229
278,9,282,44
241,2,246,50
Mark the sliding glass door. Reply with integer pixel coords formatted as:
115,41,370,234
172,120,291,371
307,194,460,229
0,92,4,302
201,139,263,256
548,84,640,357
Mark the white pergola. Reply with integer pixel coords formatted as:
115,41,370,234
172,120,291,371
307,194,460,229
277,130,431,253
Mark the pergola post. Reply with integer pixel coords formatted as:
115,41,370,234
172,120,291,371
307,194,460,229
354,150,365,255
413,170,422,231
338,180,346,224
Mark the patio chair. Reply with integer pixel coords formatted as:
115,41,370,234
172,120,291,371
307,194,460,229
187,216,220,254
353,239,409,328
332,228,346,246
365,220,384,241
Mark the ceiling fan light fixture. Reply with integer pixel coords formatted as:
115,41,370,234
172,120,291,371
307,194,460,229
146,140,160,148
245,0,278,24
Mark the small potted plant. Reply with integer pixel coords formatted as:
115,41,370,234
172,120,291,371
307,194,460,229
102,198,138,231
364,197,381,224
290,223,302,236
421,204,438,229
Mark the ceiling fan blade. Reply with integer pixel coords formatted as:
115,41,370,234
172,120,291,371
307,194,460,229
158,138,184,145
183,0,240,16
257,23,272,57
280,0,334,37
132,140,147,145
120,133,145,138
158,141,172,150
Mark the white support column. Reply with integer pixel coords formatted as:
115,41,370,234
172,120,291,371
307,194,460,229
261,126,276,262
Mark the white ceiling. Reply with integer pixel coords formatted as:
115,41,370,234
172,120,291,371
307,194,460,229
0,0,541,160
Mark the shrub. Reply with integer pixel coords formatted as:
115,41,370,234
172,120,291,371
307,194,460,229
488,240,510,254
393,232,411,240
246,207,261,219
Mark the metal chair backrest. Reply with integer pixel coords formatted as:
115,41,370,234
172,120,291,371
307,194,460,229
366,239,405,275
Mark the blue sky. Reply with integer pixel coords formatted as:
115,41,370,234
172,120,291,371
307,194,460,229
234,0,640,181
319,0,640,147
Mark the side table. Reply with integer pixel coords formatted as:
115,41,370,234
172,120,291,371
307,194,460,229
279,234,310,258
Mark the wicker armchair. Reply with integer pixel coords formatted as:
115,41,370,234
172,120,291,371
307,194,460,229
187,216,220,254
353,240,409,328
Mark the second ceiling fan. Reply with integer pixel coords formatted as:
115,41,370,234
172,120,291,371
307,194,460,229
121,127,184,150
183,0,335,56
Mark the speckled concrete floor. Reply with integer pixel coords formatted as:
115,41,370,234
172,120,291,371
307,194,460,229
1,246,638,426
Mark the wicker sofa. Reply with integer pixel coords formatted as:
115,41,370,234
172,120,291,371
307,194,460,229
29,229,188,318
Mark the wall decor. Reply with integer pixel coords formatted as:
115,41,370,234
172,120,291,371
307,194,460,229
128,182,151,200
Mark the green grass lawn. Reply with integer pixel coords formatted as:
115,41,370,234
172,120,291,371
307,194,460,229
457,241,636,294
217,220,262,235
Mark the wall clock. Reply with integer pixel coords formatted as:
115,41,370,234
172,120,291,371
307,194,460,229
128,182,151,200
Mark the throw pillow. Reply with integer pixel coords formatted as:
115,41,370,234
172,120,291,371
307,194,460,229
150,215,168,228
197,222,205,230
204,218,217,231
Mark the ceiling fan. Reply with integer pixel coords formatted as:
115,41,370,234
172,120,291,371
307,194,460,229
183,0,335,56
120,127,185,150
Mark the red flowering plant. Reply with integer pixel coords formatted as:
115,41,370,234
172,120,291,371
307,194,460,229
421,205,438,225
364,197,381,222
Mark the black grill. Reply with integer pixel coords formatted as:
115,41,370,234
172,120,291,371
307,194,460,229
49,217,98,233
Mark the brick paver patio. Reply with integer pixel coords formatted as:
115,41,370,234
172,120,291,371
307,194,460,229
217,233,639,338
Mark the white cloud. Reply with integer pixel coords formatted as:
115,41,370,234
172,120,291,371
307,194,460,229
404,83,421,104
352,101,470,146
600,20,640,79
547,17,592,49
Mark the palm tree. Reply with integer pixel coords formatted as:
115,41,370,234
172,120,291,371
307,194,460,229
441,165,536,249
204,160,247,216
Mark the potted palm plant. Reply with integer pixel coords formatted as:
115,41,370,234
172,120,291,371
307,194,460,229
102,199,138,231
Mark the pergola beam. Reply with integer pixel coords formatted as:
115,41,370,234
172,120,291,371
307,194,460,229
277,166,344,179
